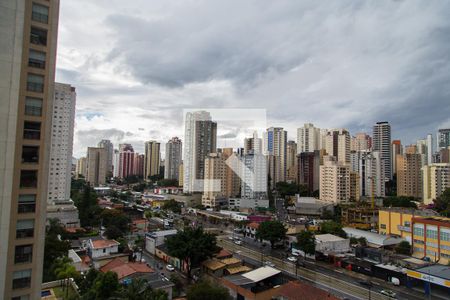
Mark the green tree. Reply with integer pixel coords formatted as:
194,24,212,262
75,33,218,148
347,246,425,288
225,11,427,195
43,219,71,281
170,274,183,297
187,280,232,300
433,188,450,217
319,220,347,238
276,182,308,198
104,225,124,240
158,179,179,187
395,241,412,255
255,221,287,248
162,199,182,213
78,268,100,295
54,258,78,298
91,271,120,299
383,196,417,208
115,278,168,300
166,227,218,277
73,183,101,227
100,209,131,233
296,231,315,256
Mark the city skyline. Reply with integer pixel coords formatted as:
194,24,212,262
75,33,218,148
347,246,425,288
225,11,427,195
55,1,450,158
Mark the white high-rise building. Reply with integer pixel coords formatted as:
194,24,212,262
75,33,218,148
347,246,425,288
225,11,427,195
183,111,217,193
373,121,392,180
264,127,287,185
164,137,182,180
241,153,268,200
359,151,386,198
297,123,320,153
244,131,262,155
98,139,113,176
113,149,120,177
325,129,351,165
47,83,76,204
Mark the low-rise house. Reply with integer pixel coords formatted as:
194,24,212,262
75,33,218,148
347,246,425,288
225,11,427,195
86,238,128,268
315,234,351,255
202,257,244,277
274,280,340,300
244,222,260,239
100,257,154,283
145,229,177,255
222,266,287,300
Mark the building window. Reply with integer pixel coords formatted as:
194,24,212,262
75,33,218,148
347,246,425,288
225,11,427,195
26,74,44,92
441,231,450,242
23,121,41,140
426,229,438,240
12,269,32,289
22,146,39,163
28,49,46,69
20,170,37,188
18,194,36,213
32,3,49,23
15,244,33,264
25,97,43,116
30,26,47,45
16,219,34,239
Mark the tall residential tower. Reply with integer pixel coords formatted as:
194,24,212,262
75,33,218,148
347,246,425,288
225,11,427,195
0,1,60,298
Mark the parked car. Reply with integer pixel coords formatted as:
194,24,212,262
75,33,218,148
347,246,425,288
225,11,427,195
228,236,234,240
287,256,297,262
166,264,175,272
264,261,276,267
380,290,396,298
234,240,243,245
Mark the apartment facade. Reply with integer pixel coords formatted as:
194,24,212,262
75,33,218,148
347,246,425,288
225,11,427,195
297,151,320,195
411,217,450,265
75,156,87,179
183,111,217,193
438,129,450,149
325,129,350,165
378,208,437,242
297,123,321,153
164,137,182,180
118,143,135,179
422,163,450,205
98,139,113,176
396,151,423,199
86,147,107,186
144,140,160,180
264,127,287,185
0,0,60,298
373,121,392,180
391,140,402,175
47,83,75,204
359,151,386,198
286,140,297,182
319,157,350,203
351,133,371,152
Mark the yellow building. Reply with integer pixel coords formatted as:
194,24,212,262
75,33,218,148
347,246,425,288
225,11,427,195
378,208,437,242
411,216,450,265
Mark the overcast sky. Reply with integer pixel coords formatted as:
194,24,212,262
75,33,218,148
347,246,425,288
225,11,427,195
56,0,450,158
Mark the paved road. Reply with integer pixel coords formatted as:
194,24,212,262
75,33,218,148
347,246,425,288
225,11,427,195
218,238,434,300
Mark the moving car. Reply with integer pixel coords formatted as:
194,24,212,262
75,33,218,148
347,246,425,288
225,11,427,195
287,256,297,262
234,240,242,245
166,264,175,272
380,290,396,298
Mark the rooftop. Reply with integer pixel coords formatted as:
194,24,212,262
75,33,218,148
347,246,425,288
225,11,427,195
91,239,120,249
276,281,340,300
100,258,154,279
203,259,226,271
415,265,450,280
242,266,280,282
343,227,404,247
226,266,252,275
221,257,241,265
413,216,450,226
380,207,438,216
315,234,346,243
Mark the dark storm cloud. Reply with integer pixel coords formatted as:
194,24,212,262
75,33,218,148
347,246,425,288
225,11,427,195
58,0,450,156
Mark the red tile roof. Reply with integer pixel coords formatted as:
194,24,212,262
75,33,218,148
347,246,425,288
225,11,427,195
100,258,154,280
247,222,260,229
216,249,232,259
276,281,340,300
91,239,120,249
